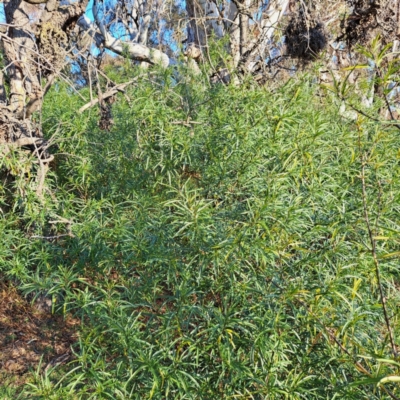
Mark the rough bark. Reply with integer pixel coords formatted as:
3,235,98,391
0,71,6,104
0,0,89,147
3,0,41,116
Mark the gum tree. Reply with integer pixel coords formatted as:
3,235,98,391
1,0,399,154
0,0,89,148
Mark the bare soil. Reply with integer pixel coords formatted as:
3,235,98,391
0,280,79,386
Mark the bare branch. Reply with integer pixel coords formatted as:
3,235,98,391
79,74,149,113
25,74,55,118
0,70,6,104
90,0,170,67
23,0,50,4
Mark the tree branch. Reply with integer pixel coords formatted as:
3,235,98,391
78,74,150,113
91,0,169,68
25,74,55,118
0,70,6,104
23,0,50,4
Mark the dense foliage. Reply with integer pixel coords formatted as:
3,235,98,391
1,64,400,399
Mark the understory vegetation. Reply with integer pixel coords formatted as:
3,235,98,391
1,64,400,399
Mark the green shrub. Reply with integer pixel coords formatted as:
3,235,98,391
1,68,400,399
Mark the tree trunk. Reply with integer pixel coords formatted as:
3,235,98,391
1,0,88,148
3,0,41,117
186,0,224,54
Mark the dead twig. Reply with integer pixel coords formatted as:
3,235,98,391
78,73,149,113
30,233,74,240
